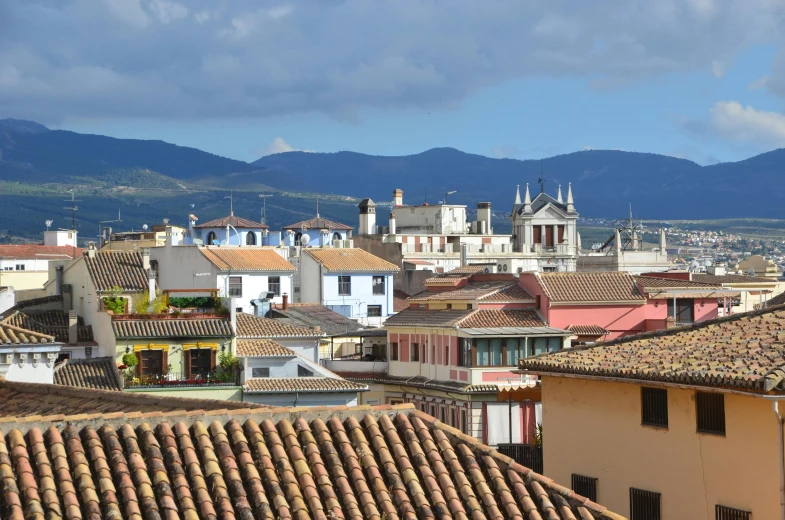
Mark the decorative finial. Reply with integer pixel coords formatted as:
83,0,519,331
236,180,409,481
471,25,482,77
514,185,521,205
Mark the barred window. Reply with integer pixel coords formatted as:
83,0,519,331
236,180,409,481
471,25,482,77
571,474,597,502
641,387,668,428
697,392,725,435
715,505,751,520
630,488,660,520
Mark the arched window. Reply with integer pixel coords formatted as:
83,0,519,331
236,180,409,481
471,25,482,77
245,232,257,245
332,232,342,242
206,231,217,245
295,232,303,246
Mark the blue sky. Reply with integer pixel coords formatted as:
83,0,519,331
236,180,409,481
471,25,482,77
4,1,785,165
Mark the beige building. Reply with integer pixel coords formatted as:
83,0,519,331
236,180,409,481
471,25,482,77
519,306,785,519
105,224,187,250
734,254,782,279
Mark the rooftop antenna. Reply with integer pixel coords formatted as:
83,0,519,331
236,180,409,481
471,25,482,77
98,209,123,249
63,190,80,231
45,220,53,231
444,190,457,204
538,160,546,193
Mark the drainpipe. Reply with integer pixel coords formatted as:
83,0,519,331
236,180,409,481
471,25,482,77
774,400,785,520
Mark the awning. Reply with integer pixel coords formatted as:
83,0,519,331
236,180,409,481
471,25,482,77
496,381,541,402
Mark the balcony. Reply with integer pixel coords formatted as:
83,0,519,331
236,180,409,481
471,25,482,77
496,443,543,474
124,369,242,389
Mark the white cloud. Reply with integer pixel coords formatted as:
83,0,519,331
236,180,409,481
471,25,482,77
255,137,314,157
491,145,519,158
712,60,725,78
148,0,188,24
102,0,148,28
194,10,218,24
686,101,785,147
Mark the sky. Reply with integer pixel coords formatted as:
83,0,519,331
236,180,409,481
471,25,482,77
3,1,785,165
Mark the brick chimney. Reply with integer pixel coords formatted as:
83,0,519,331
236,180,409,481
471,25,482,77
282,293,289,311
68,310,77,345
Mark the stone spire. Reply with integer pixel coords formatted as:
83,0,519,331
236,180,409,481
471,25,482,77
514,184,521,205
566,182,574,213
523,183,532,214
557,185,563,204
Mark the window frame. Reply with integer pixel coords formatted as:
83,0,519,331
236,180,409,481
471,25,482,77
252,367,270,378
459,338,472,367
338,275,352,296
641,387,669,429
411,342,420,362
245,231,257,246
367,305,382,317
390,342,399,361
268,276,281,296
571,474,598,502
372,275,386,295
228,276,243,297
696,391,726,436
629,488,661,520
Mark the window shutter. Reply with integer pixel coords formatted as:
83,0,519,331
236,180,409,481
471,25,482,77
136,352,142,377
211,349,217,371
162,350,169,374
185,349,192,378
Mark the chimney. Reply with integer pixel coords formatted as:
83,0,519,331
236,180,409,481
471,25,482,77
147,270,156,304
86,242,96,259
282,293,289,311
388,212,396,235
230,297,237,333
659,228,667,252
68,310,77,345
461,243,468,266
165,225,175,247
141,248,151,270
358,199,377,235
476,202,492,235
393,189,403,207
614,229,622,253
55,265,63,296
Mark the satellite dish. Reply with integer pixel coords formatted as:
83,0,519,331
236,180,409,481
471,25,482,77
142,224,149,230
300,234,311,246
45,220,53,230
747,267,756,277
162,218,170,225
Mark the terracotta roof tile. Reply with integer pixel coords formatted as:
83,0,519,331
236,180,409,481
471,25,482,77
768,292,785,307
424,265,487,286
194,214,267,229
236,313,322,338
385,308,474,327
520,306,785,394
692,273,776,284
4,310,94,343
0,244,81,260
410,281,532,302
282,216,353,231
304,248,399,272
567,325,610,336
85,250,148,292
112,317,233,339
458,309,546,329
236,339,296,357
535,272,645,303
200,247,296,271
635,276,720,288
0,295,63,319
0,322,55,345
243,377,368,393
393,290,409,312
53,357,122,391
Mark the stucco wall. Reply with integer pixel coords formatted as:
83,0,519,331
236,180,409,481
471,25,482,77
216,272,292,313
243,392,358,407
126,386,243,401
548,304,646,339
150,245,218,291
541,376,780,518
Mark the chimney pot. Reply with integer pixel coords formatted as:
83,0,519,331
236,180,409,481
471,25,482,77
282,293,289,311
141,248,151,270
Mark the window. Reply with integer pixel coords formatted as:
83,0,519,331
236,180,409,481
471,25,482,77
630,488,660,520
55,352,71,364
444,345,449,365
391,342,399,361
439,406,446,422
228,276,243,297
506,338,528,365
446,303,452,309
268,276,281,296
373,276,385,295
542,266,557,272
490,339,503,366
298,365,314,377
245,232,257,245
571,475,597,502
411,343,420,362
476,339,489,366
15,264,24,271
139,350,164,376
338,275,351,295
460,409,468,434
459,338,472,367
715,505,751,520
294,232,303,246
533,337,562,355
668,298,694,324
696,392,725,435
206,231,217,245
450,407,457,427
641,387,668,428
188,349,212,378
367,305,382,317
252,367,270,378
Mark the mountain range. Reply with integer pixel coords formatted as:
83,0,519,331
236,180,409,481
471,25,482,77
0,118,784,240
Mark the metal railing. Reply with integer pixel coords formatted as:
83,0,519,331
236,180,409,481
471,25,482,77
496,443,543,474
125,369,242,388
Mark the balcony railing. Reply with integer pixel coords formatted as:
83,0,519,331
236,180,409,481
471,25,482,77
125,369,242,388
496,443,543,474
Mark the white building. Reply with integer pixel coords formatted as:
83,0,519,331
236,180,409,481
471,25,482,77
0,229,81,299
186,213,278,247
0,320,62,383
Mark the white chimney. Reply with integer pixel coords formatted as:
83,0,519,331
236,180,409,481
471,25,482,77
68,310,77,345
230,297,237,332
476,202,492,235
141,248,151,270
461,243,468,266
147,270,156,303
388,212,396,235
86,242,96,259
393,189,403,207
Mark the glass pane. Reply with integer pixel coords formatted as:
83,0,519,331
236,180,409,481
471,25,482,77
533,338,548,355
505,339,519,366
477,339,489,366
549,337,562,352
490,339,503,366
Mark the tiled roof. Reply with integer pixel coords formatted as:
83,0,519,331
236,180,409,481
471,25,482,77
692,273,776,284
768,292,785,307
4,310,94,343
53,357,122,391
304,248,399,272
270,304,363,336
0,295,63,319
393,289,410,312
0,322,55,345
0,379,267,417
236,339,296,357
535,272,645,303
200,247,296,271
567,325,610,336
410,281,532,302
424,265,487,285
385,308,474,327
243,376,368,393
282,215,353,230
0,244,82,260
457,309,546,329
85,250,149,292
194,214,267,229
236,312,322,338
520,306,785,394
0,404,621,520
635,276,719,289
112,317,233,339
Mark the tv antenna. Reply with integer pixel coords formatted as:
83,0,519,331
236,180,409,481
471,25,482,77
45,220,53,231
444,190,457,204
258,194,273,225
63,190,80,231
538,160,547,194
98,209,123,248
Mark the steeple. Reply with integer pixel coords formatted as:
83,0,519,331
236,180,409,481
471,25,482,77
566,182,574,213
514,184,521,205
557,185,563,204
523,183,532,214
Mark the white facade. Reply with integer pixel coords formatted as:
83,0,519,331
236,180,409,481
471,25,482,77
0,347,61,383
217,273,293,314
393,204,469,235
44,229,78,248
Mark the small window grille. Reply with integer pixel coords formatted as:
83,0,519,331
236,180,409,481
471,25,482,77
715,505,751,520
630,488,661,520
641,387,668,428
571,474,597,502
696,392,726,435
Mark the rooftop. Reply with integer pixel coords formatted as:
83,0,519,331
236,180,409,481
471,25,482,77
519,305,785,394
0,402,621,519
112,316,234,340
304,248,399,272
424,265,487,286
282,215,353,230
0,321,56,346
692,273,778,285
85,250,149,292
194,214,267,229
0,294,63,318
533,271,645,303
200,247,296,271
409,281,533,303
243,376,369,394
53,356,123,391
236,312,322,338
386,308,559,334
269,303,365,336
0,244,82,260
236,339,297,357
4,310,94,343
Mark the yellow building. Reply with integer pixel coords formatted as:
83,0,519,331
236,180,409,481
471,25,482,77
519,306,785,519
